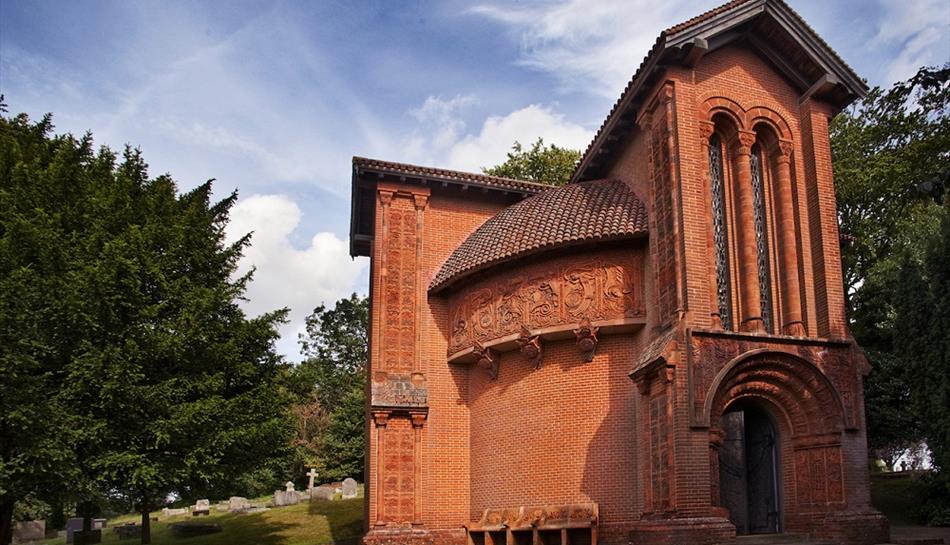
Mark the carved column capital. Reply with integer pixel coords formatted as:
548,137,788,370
412,194,429,211
372,411,390,428
699,121,715,141
410,412,427,429
378,189,394,206
773,140,794,164
732,130,757,156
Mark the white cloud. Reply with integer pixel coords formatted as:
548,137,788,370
444,104,592,172
469,0,696,97
403,95,592,173
225,194,366,360
872,0,950,84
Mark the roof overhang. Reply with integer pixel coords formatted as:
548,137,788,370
349,157,547,257
572,0,869,183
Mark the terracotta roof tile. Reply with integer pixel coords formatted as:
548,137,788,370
430,179,647,293
353,156,551,194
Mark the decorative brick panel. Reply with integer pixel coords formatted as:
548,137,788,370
381,195,419,374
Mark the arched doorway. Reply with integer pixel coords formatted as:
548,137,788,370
719,400,780,535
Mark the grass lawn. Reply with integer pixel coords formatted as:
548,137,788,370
37,497,364,545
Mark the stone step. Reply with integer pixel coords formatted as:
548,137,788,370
736,534,837,545
737,534,807,545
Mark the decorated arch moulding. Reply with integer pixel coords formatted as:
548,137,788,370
698,348,847,434
698,97,794,140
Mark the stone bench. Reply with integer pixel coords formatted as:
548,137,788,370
465,503,598,545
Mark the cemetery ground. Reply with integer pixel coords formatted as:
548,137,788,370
34,495,363,545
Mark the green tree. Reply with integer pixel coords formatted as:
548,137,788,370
482,138,581,186
830,65,949,464
893,197,950,523
0,108,295,544
292,294,368,482
0,109,86,545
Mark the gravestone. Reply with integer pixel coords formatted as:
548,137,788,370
342,478,358,499
306,468,319,497
92,519,107,530
311,485,335,501
161,507,188,518
192,499,210,516
12,520,45,542
113,523,141,541
65,518,83,544
228,496,252,512
273,488,299,507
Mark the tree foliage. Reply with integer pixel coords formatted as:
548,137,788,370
831,65,949,470
291,294,368,483
482,138,581,186
0,108,295,544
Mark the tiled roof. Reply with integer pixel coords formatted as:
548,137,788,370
353,156,551,195
430,179,648,293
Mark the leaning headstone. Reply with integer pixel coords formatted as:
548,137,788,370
192,499,210,516
228,496,252,512
12,520,45,542
113,523,141,541
342,478,358,499
310,485,335,501
170,522,222,538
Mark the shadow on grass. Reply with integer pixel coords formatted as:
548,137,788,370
308,498,364,545
158,512,300,545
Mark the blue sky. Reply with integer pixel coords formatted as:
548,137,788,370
2,0,948,359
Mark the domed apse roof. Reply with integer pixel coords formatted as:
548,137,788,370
429,179,648,293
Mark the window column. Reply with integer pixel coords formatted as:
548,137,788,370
731,130,765,332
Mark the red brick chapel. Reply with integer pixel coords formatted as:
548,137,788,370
348,1,889,544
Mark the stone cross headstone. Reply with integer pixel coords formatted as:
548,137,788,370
342,478,358,499
306,468,318,496
285,481,295,492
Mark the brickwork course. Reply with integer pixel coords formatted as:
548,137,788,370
349,1,889,544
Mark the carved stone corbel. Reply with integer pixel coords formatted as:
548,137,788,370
473,342,499,380
516,325,543,369
574,318,600,362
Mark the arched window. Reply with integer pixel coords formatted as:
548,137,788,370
708,133,733,330
749,143,773,332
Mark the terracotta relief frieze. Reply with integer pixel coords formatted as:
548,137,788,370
446,249,644,358
371,373,428,408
